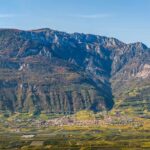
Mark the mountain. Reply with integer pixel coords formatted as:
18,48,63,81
0,28,149,116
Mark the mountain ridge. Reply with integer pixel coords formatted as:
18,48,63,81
0,28,149,116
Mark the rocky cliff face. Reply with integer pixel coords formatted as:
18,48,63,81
0,28,149,115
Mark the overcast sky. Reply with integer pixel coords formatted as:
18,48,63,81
0,0,149,46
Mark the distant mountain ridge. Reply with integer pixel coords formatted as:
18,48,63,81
0,28,149,116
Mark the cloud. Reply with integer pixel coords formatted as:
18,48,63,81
0,14,27,19
0,14,15,18
68,14,112,19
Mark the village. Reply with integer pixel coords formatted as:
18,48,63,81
0,112,143,133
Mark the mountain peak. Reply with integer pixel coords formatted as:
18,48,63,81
129,42,148,49
30,28,53,32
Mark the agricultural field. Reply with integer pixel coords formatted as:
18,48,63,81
0,111,150,150
1,125,150,150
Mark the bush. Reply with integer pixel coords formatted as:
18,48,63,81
75,110,95,120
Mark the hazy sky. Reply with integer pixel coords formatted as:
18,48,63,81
0,0,150,46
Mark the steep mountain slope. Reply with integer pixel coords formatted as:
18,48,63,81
111,45,150,116
0,28,149,115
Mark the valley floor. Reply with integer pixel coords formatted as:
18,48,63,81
0,113,150,150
